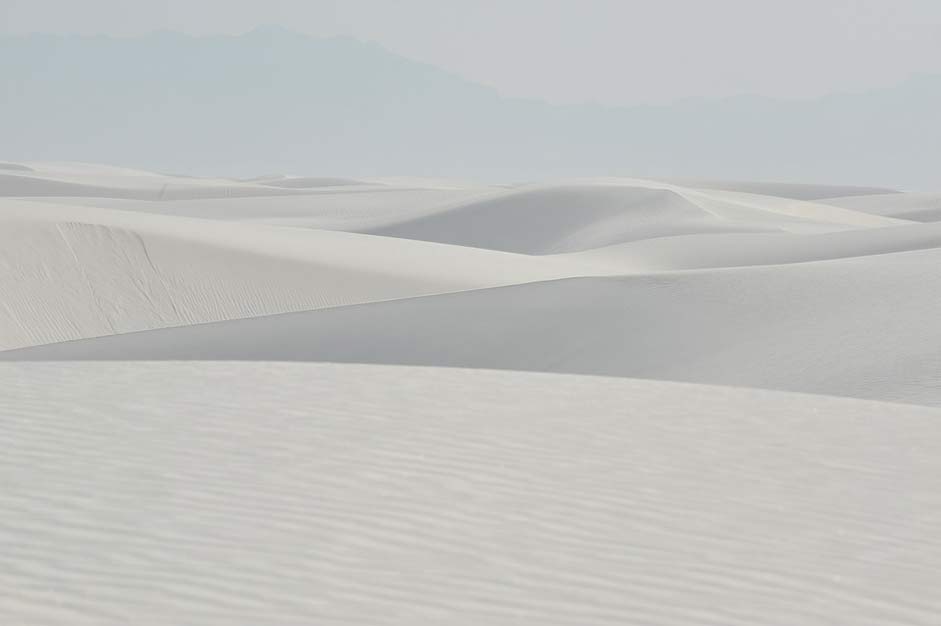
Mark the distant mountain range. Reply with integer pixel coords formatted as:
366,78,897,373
3,26,940,189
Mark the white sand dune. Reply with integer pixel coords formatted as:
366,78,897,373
255,175,370,188
3,194,936,354
824,192,941,222
10,246,939,405
0,162,35,172
2,163,940,400
3,361,941,626
32,187,497,230
365,180,904,254
0,162,326,200
6,161,507,230
2,163,926,353
565,220,941,272
0,163,486,208
3,161,941,624
658,179,895,200
0,198,613,351
6,165,901,239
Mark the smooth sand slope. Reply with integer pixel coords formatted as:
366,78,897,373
565,219,941,272
657,179,895,200
0,162,926,352
3,361,941,626
364,180,905,254
0,162,501,226
823,192,941,222
4,165,898,238
0,198,616,351
11,246,939,406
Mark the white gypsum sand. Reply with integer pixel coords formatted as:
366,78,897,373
2,362,941,626
0,164,921,352
1,161,940,625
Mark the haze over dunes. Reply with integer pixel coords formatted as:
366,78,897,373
2,157,941,624
2,28,941,188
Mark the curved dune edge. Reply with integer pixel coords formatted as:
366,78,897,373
2,361,941,626
561,220,941,271
5,209,941,359
0,200,615,351
364,179,906,254
2,162,940,406
10,246,938,407
4,190,936,353
656,178,896,200
823,191,941,222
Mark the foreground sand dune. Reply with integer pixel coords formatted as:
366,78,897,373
3,362,941,626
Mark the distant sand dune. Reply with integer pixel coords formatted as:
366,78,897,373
564,220,941,272
365,180,904,254
824,192,941,222
0,162,35,172
258,175,372,188
658,179,895,200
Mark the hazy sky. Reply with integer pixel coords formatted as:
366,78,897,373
4,0,941,105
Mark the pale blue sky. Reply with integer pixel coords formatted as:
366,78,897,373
3,0,941,105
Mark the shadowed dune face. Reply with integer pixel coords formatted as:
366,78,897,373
365,184,781,253
823,192,941,222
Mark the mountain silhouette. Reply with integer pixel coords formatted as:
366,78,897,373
2,27,939,188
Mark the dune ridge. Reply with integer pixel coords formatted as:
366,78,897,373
823,192,941,222
2,162,940,405
0,199,618,351
10,246,939,406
